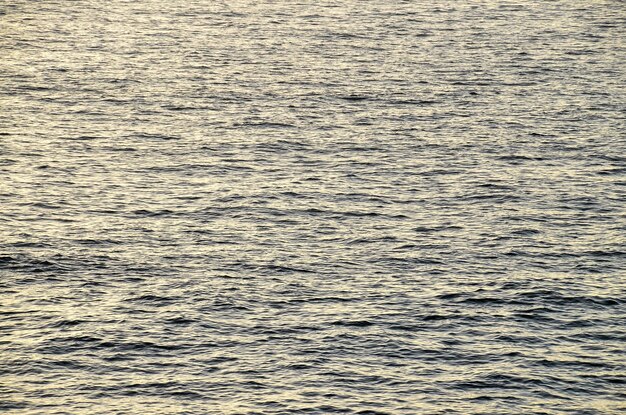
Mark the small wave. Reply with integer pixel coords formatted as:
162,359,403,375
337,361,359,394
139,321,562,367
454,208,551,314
131,133,182,140
339,95,370,101
389,99,437,105
130,209,175,217
232,121,296,128
126,295,178,306
331,320,375,327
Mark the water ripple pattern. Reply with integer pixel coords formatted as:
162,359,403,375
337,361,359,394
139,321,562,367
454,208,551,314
1,1,625,414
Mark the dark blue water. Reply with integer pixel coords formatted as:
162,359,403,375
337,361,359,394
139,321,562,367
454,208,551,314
1,1,625,414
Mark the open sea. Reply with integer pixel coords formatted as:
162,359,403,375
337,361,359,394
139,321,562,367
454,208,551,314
1,1,625,414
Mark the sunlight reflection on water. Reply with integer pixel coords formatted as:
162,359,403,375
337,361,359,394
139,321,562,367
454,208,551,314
1,1,625,414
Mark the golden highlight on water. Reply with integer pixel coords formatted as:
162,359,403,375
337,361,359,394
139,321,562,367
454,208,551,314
1,1,625,414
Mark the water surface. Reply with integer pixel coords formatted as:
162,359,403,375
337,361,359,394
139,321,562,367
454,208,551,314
1,1,625,414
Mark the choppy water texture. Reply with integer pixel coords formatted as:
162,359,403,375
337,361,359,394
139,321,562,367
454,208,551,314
1,1,626,414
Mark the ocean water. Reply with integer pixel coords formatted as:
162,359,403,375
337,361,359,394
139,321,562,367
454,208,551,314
1,1,625,414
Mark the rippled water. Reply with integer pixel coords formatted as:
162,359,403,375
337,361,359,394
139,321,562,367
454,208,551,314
2,1,625,414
